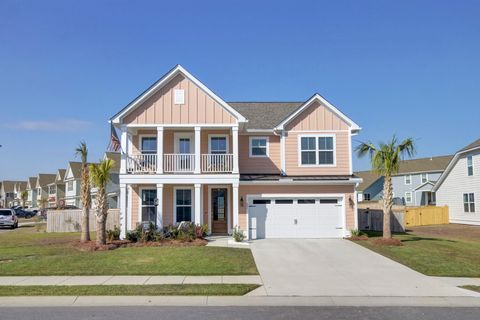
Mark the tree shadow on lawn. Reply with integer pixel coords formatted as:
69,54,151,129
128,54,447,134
364,230,456,243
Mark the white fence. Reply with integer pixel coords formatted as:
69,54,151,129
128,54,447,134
127,154,157,173
201,154,233,173
164,154,195,172
47,209,120,233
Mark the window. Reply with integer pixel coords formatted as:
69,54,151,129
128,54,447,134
141,189,157,223
405,192,412,203
363,193,371,201
421,173,428,184
299,135,335,166
463,193,475,213
252,199,271,204
48,185,56,195
175,189,192,222
209,136,228,154
320,199,338,204
467,156,474,176
141,137,157,154
275,199,293,204
405,175,412,185
249,137,268,157
67,181,73,192
298,199,316,204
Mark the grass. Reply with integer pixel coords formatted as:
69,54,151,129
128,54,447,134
0,227,258,276
353,230,480,277
0,284,259,296
460,285,480,293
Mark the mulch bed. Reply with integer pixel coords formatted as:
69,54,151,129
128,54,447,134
72,238,208,251
372,238,403,246
349,235,369,241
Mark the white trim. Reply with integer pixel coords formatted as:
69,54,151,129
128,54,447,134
463,192,476,213
173,132,194,154
173,186,194,224
207,185,231,234
138,134,157,153
239,178,362,186
138,186,157,224
413,181,435,191
156,127,164,174
208,134,229,153
127,184,132,230
249,136,269,158
404,175,412,185
194,183,201,224
348,130,353,175
280,131,286,175
111,65,247,123
275,93,361,132
405,191,413,204
297,134,336,167
156,183,163,228
421,173,428,184
119,184,127,239
125,123,239,128
467,155,474,176
119,174,239,185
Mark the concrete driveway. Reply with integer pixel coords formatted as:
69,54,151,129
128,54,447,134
250,239,477,297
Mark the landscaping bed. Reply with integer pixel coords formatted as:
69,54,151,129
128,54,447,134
0,284,259,296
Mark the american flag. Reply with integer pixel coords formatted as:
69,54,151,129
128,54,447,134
107,124,121,152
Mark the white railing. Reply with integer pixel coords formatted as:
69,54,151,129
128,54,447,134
164,154,195,173
127,154,157,173
201,154,233,173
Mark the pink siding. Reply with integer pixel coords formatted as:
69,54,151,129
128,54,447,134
286,101,349,131
284,131,350,175
239,135,281,174
123,74,236,125
238,184,356,231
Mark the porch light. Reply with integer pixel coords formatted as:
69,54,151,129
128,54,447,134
240,197,244,207
154,198,159,207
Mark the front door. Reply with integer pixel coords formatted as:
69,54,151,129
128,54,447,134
212,188,228,234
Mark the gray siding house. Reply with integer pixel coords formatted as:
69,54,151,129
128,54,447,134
356,155,453,206
434,139,480,225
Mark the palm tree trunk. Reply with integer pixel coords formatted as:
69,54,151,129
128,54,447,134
383,175,393,239
81,206,90,242
96,215,106,245
96,187,107,246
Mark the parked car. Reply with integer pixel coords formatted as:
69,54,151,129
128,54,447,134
13,208,35,219
0,209,18,229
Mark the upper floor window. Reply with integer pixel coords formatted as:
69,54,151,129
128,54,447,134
299,135,335,166
249,137,268,157
67,181,74,192
209,136,228,154
467,156,474,176
463,193,475,213
405,175,412,185
421,173,428,184
49,185,56,195
363,193,371,201
141,137,157,154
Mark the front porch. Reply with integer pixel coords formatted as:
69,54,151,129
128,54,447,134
120,182,240,238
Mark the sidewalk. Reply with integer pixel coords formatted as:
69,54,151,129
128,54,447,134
0,275,263,286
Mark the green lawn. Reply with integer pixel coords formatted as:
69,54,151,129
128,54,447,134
0,284,259,296
460,286,480,293
353,231,480,277
0,228,258,276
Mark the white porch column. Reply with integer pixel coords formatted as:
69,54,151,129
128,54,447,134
232,126,239,174
156,127,164,174
194,183,201,224
119,183,127,239
156,183,163,229
232,182,239,229
120,126,128,174
194,126,201,174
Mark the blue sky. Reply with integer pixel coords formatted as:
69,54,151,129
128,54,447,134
1,0,479,180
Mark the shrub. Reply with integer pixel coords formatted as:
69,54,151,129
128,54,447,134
232,226,245,242
350,229,366,237
107,226,121,242
126,230,138,242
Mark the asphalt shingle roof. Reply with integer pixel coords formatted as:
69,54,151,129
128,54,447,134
459,138,480,152
228,102,303,130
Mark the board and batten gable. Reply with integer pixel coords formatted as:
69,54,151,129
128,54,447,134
436,150,480,225
284,100,352,176
123,74,236,125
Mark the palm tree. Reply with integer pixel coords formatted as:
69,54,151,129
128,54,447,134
356,136,415,239
75,141,91,242
38,197,48,210
20,191,28,208
90,158,115,245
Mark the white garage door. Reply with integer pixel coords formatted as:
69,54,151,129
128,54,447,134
248,198,344,239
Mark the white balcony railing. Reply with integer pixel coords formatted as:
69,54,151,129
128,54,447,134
164,154,195,173
127,154,157,173
201,154,233,173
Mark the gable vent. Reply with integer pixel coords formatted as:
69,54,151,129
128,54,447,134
174,89,185,105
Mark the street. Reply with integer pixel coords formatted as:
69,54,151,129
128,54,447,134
0,306,479,320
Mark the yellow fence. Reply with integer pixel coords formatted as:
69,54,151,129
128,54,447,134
404,206,449,227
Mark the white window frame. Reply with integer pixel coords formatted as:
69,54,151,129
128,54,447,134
405,192,412,204
297,134,336,167
463,192,475,213
173,186,194,224
138,187,157,224
467,155,474,176
421,173,428,184
67,181,74,192
249,136,269,158
405,175,412,185
48,185,56,195
208,134,229,154
139,134,157,154
174,132,194,154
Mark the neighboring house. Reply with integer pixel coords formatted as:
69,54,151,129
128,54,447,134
12,181,28,206
0,181,23,208
26,177,38,208
47,169,66,207
111,65,362,239
63,162,83,208
105,151,120,209
434,139,480,225
356,155,453,206
35,174,56,208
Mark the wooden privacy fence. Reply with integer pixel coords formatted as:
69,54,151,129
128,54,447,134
404,206,449,227
47,209,120,233
357,209,405,232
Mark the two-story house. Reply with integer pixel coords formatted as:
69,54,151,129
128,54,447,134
0,181,22,208
64,162,83,208
110,65,362,239
356,155,453,206
26,177,38,208
434,139,480,225
47,169,66,207
12,181,28,206
35,174,56,208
